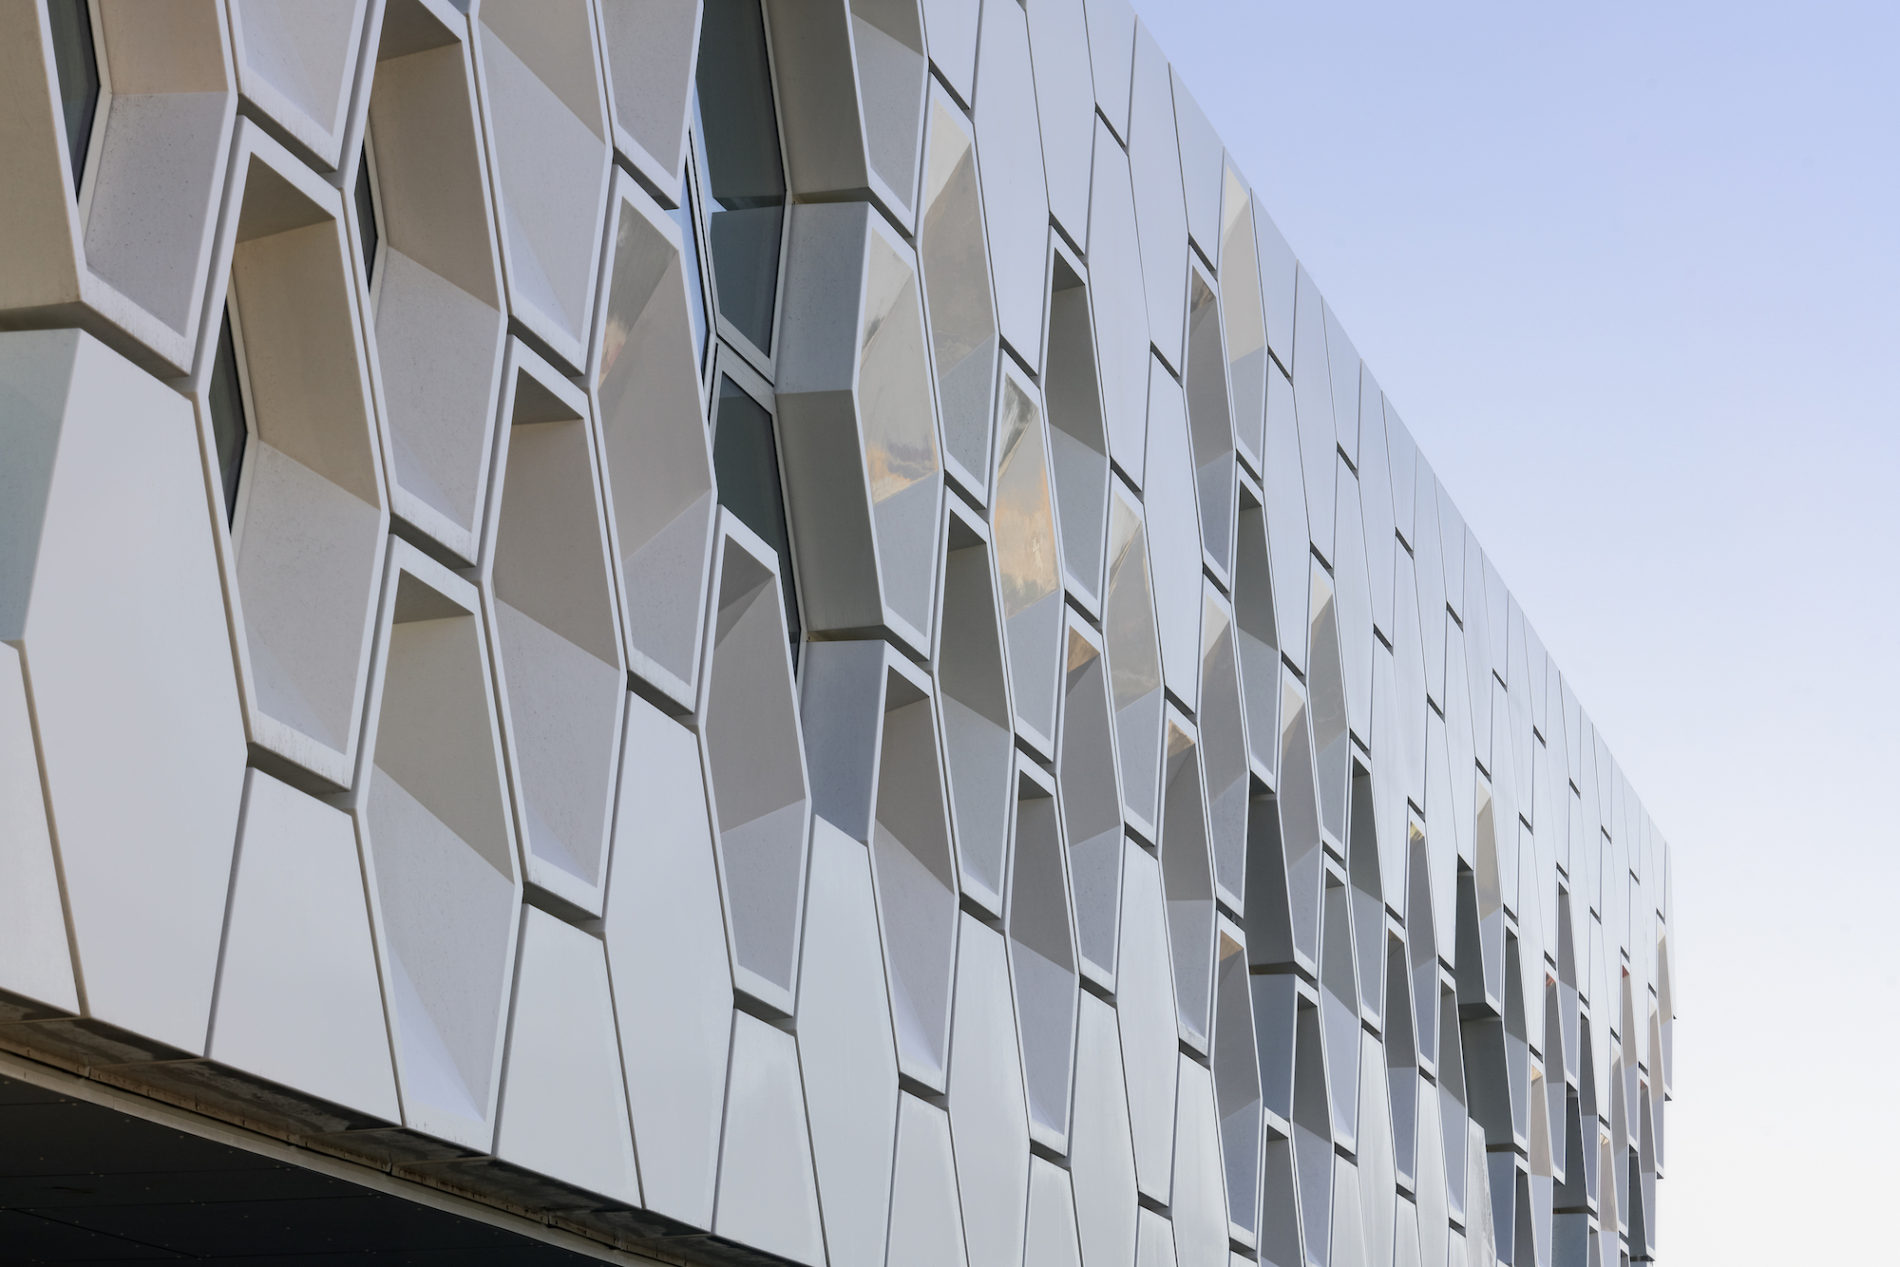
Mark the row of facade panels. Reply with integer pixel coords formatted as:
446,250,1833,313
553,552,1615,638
0,2,1672,1266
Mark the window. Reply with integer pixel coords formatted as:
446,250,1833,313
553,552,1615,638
46,0,101,194
671,142,711,374
710,369,799,655
353,139,383,293
694,0,785,355
206,302,250,524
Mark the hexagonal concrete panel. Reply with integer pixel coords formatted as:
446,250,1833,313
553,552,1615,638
0,642,74,1020
196,120,389,792
778,201,944,658
1089,119,1151,479
1025,1154,1084,1267
1211,927,1263,1245
766,0,929,230
210,769,399,1127
1356,1028,1399,1267
697,512,814,1016
480,342,626,918
1199,584,1249,914
1006,758,1079,1154
888,1091,970,1267
801,641,958,1092
1118,843,1179,1204
1289,268,1337,567
590,171,718,712
604,691,733,1232
797,817,901,1267
1332,457,1376,750
351,0,508,566
1071,991,1139,1267
1083,0,1136,141
469,0,612,372
991,361,1066,759
1105,476,1165,842
1308,562,1351,853
934,495,1015,918
0,330,245,1053
228,0,370,171
1347,766,1388,1031
1058,614,1125,991
596,0,703,194
1260,1122,1306,1267
1137,1207,1179,1267
1142,356,1203,709
481,906,640,1207
1026,0,1095,248
0,1,236,374
355,538,521,1153
1184,261,1237,583
1260,362,1310,676
716,1011,825,1266
1044,237,1111,616
917,83,1000,504
972,0,1048,369
949,915,1031,1267
1171,70,1223,270
1320,870,1363,1154
1292,987,1336,1265
1233,473,1282,787
1127,23,1188,372
1171,1056,1229,1267
1218,165,1269,474
1160,707,1217,1055
1271,670,1326,974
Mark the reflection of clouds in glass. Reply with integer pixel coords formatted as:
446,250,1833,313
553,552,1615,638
859,236,940,506
923,133,991,369
597,206,670,397
1066,625,1098,673
1106,491,1162,705
919,97,997,480
993,378,1060,618
1218,168,1266,367
1201,590,1231,660
599,314,629,384
1165,714,1195,760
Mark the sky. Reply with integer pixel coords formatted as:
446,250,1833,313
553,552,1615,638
1138,2,1900,1260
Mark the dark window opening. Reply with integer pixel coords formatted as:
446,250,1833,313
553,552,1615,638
695,0,785,353
47,0,100,195
672,148,711,377
354,141,380,289
711,374,799,655
207,304,249,525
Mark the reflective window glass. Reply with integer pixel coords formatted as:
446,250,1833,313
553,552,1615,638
208,305,249,524
672,144,711,374
695,0,785,353
354,142,380,290
711,374,799,653
46,0,100,194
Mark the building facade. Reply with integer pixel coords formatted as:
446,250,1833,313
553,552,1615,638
0,1,1673,1265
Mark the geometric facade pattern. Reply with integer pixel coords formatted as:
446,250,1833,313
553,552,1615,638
0,3,1673,1266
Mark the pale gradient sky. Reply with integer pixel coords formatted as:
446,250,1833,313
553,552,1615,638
1138,2,1900,1260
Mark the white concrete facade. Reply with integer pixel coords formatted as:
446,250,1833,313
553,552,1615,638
0,3,1672,1265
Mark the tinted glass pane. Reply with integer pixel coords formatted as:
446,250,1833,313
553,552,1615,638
695,0,785,352
711,374,799,652
354,144,379,287
47,0,100,194
671,150,711,373
208,307,249,525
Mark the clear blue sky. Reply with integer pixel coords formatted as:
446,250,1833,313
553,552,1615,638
1140,1,1900,1259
